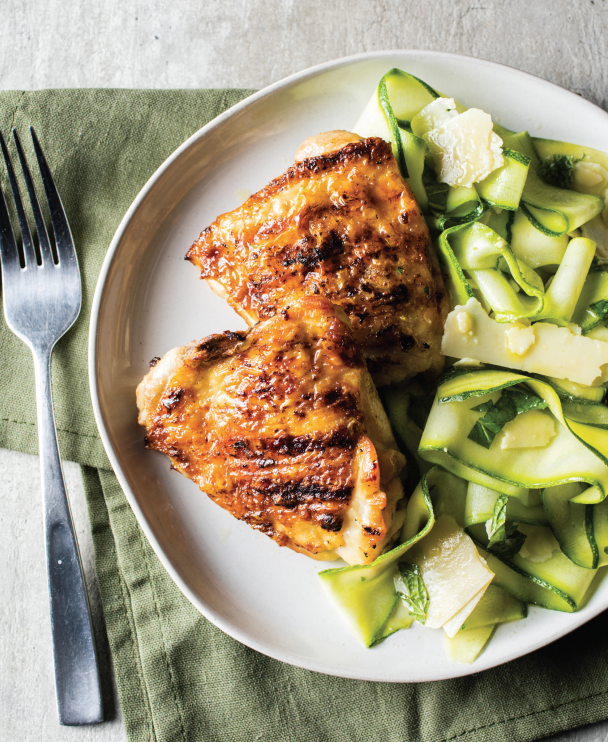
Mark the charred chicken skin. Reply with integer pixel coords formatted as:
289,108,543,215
187,132,449,385
137,296,406,564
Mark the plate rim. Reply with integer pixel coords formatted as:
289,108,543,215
89,49,608,683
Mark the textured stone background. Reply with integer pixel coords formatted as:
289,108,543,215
0,0,607,740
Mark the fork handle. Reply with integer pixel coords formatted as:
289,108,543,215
33,348,103,725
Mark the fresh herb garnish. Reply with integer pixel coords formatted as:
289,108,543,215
538,154,577,189
396,266,404,275
422,165,449,213
505,387,551,415
576,299,608,333
588,257,608,273
423,285,430,297
491,524,527,558
588,300,608,325
485,494,527,559
395,562,429,624
468,398,516,448
486,495,509,546
468,386,549,449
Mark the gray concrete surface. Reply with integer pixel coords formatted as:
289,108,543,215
1,0,608,740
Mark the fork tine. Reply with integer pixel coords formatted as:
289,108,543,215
12,128,55,266
30,128,76,268
0,163,22,276
0,129,37,268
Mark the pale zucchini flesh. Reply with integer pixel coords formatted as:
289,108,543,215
477,542,595,613
464,482,547,528
460,584,527,630
318,469,435,647
444,626,495,664
373,599,414,644
542,483,598,569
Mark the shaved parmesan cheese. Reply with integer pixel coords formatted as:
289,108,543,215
424,108,504,188
517,525,560,562
567,323,583,336
443,586,488,638
498,409,556,450
406,515,493,630
574,161,608,189
411,97,457,137
457,311,473,334
582,213,608,257
442,298,608,385
453,358,484,368
505,324,535,356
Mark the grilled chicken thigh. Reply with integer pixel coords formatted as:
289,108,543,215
187,133,449,385
137,296,406,564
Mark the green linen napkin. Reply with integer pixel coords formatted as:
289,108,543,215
0,89,607,742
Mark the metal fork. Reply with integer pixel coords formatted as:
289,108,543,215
0,128,103,725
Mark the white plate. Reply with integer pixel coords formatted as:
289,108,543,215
89,50,608,683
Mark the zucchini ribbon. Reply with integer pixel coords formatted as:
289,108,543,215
318,467,436,648
320,463,528,649
326,68,608,654
355,68,606,324
421,369,608,577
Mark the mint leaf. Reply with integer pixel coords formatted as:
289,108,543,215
487,495,509,546
467,422,494,448
589,300,608,324
396,563,429,624
490,524,527,559
502,386,550,415
538,154,576,189
468,396,517,448
468,386,548,449
588,257,608,273
422,165,449,212
486,494,527,559
576,297,608,332
471,399,494,413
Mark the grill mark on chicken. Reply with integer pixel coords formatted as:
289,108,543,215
318,513,343,532
264,481,352,507
368,284,410,306
281,230,345,271
187,135,448,385
399,334,416,353
136,296,406,564
162,388,183,413
228,428,355,459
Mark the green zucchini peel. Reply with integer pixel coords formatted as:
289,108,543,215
423,369,608,567
505,131,604,237
425,369,608,492
438,219,596,322
318,467,437,647
354,68,439,211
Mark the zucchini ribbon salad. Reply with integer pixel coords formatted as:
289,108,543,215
319,69,608,663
